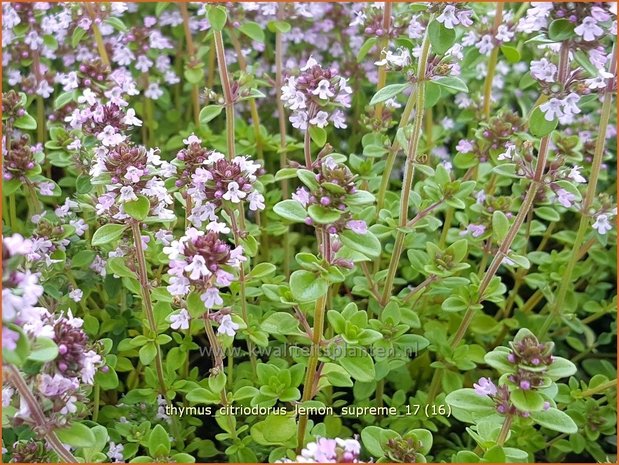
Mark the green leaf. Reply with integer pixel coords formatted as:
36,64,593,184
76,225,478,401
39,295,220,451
261,312,300,335
500,45,521,63
71,27,86,48
424,82,442,109
91,224,127,246
208,6,227,31
510,389,545,412
308,205,341,224
199,105,223,124
124,195,150,221
56,422,97,449
442,296,468,312
54,91,76,110
340,351,375,382
492,211,510,242
361,426,399,458
184,66,204,85
545,357,577,379
28,337,58,362
530,107,558,137
267,20,291,34
369,84,409,105
105,17,128,32
548,19,575,42
14,114,37,131
297,169,319,190
428,20,456,55
309,126,327,147
148,424,171,458
357,37,378,63
289,270,328,302
186,291,206,318
239,21,265,43
530,408,578,434
445,388,496,413
433,76,468,93
247,263,276,279
139,342,157,366
340,230,381,258
535,206,560,222
262,414,297,443
273,200,307,223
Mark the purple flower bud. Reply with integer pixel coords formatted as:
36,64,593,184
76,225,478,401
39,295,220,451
304,217,313,225
543,401,550,411
320,196,331,206
508,353,516,363
58,344,68,355
497,404,506,414
531,357,540,366
521,411,530,418
520,380,531,390
328,226,337,234
101,365,110,373
58,362,68,372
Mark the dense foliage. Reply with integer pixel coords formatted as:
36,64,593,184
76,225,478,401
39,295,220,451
2,2,617,463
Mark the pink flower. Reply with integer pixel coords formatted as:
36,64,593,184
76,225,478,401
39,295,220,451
473,377,497,397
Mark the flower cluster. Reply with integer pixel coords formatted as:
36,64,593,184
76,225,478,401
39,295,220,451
281,437,362,463
177,135,265,228
3,234,102,429
281,57,352,130
164,227,245,311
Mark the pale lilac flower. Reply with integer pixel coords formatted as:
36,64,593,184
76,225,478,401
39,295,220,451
461,224,486,238
218,314,239,337
575,16,604,41
222,181,247,203
473,377,497,397
530,58,557,82
310,111,329,128
248,191,265,211
122,108,142,126
592,214,612,234
292,187,311,207
498,143,516,161
437,5,459,29
69,288,83,302
556,189,575,208
312,79,335,100
568,166,586,183
346,220,367,234
456,139,474,153
107,442,124,463
539,98,564,121
201,287,223,308
169,309,190,330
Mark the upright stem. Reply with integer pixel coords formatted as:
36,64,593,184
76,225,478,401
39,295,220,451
6,365,78,463
304,116,313,168
130,223,183,447
179,3,201,128
228,28,264,160
380,25,432,305
482,3,504,119
227,207,258,376
375,87,417,216
83,4,110,68
275,3,290,277
374,2,393,120
296,292,328,452
214,30,235,159
538,45,616,338
496,415,513,446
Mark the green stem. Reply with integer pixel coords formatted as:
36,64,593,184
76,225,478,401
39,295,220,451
373,1,393,120
496,414,512,446
179,3,201,128
296,292,328,452
130,222,183,448
6,365,78,462
380,25,432,305
375,87,417,216
537,45,616,339
579,379,617,398
275,4,290,277
92,383,100,422
482,3,504,119
213,30,235,159
84,4,110,68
